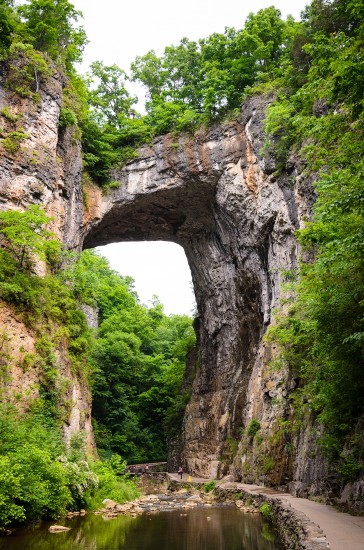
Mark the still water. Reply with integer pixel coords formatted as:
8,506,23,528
0,507,283,550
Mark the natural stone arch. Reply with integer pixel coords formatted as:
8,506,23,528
0,72,320,485
82,98,308,478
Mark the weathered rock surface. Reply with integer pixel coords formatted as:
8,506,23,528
0,71,331,497
80,94,322,487
48,525,71,533
0,301,95,452
0,68,93,450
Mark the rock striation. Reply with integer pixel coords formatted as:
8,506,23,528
0,70,328,494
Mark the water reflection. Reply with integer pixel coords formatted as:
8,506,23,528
0,507,283,550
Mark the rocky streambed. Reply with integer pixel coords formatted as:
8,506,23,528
14,480,331,550
93,489,260,519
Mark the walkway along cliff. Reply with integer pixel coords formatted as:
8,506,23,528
0,67,360,508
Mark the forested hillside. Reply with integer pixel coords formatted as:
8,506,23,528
0,0,363,529
0,205,195,528
71,251,195,463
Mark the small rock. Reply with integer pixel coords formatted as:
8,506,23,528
220,475,234,482
49,525,71,533
102,499,117,510
187,495,203,502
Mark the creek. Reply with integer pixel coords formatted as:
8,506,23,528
0,506,283,550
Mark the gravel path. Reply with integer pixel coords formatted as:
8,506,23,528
167,475,364,550
256,488,364,550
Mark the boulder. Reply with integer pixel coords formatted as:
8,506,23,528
49,525,71,533
102,499,117,509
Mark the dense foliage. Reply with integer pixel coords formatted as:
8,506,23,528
0,206,93,394
263,0,364,479
0,404,97,527
0,208,141,529
69,251,196,463
0,207,194,528
0,404,140,529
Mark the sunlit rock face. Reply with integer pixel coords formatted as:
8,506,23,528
83,96,316,481
0,70,323,488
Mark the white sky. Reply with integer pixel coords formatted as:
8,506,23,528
73,0,308,316
100,242,196,316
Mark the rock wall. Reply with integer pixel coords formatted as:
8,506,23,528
0,67,93,451
0,69,329,491
0,301,95,453
82,95,324,488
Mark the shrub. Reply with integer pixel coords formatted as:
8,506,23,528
0,405,98,529
86,455,140,509
6,42,51,99
1,130,29,154
0,457,26,528
59,107,78,128
203,480,216,493
260,502,273,520
247,419,261,437
0,106,20,123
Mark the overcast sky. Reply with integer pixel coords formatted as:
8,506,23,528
73,0,308,316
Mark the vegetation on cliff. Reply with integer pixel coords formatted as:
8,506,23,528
0,207,194,528
0,207,134,529
0,0,363,519
263,0,364,481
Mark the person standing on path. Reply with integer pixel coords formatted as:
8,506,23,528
178,466,183,479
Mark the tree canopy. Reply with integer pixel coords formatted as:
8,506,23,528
17,0,87,69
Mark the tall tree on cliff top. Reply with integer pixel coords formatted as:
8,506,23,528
0,0,17,52
87,61,138,128
17,0,87,69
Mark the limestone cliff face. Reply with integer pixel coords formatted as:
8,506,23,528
0,68,94,451
0,302,95,452
83,96,323,488
0,71,327,491
0,66,84,248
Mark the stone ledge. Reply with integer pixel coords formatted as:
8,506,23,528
216,484,330,550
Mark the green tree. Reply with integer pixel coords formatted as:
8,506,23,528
17,0,87,69
0,205,59,270
88,61,137,127
0,0,17,53
242,7,285,70
130,50,165,100
70,250,195,462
